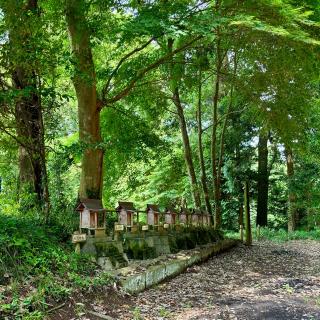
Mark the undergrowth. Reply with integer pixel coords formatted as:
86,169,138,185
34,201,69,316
0,214,112,319
224,227,320,242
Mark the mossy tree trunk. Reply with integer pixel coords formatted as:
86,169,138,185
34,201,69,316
5,0,50,217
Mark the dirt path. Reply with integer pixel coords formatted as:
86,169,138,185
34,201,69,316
115,240,320,320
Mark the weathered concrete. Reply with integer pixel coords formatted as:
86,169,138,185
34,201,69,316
118,239,238,294
81,237,128,269
145,264,167,288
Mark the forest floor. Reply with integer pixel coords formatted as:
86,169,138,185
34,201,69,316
51,240,320,320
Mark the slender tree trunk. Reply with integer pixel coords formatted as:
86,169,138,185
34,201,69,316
197,71,212,215
256,131,269,227
7,0,50,217
285,145,298,232
211,38,222,229
66,0,103,199
235,143,244,235
167,38,201,208
173,89,201,209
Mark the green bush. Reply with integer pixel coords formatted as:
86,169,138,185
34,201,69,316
225,227,320,242
0,214,112,319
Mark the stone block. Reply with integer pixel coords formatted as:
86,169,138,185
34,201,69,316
185,252,202,267
145,264,166,288
120,273,146,294
97,257,114,271
165,260,186,278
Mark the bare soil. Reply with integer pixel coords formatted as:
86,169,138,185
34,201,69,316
51,240,320,320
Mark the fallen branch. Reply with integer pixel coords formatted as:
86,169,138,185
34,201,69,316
47,303,65,313
87,310,115,320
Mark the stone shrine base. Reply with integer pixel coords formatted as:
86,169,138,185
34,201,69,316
80,227,224,270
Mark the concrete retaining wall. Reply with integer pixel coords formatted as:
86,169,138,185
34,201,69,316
119,239,238,294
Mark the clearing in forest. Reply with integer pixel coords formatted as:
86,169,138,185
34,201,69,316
115,240,320,320
52,240,320,320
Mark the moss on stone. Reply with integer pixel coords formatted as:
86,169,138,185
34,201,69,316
125,240,156,260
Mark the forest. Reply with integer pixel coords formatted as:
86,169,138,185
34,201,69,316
0,0,320,319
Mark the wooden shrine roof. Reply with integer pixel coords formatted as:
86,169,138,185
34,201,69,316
76,198,105,212
116,201,135,212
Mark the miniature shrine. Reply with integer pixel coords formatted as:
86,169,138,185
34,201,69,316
146,204,161,227
192,209,201,226
165,207,177,226
76,198,106,237
73,199,221,271
116,201,136,231
179,207,190,225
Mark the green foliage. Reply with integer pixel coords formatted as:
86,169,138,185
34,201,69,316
226,227,320,242
259,227,320,242
0,0,318,318
0,214,112,318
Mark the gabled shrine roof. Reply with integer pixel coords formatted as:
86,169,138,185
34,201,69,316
76,198,105,212
165,207,177,214
116,201,135,211
192,209,202,215
180,207,191,214
146,204,160,213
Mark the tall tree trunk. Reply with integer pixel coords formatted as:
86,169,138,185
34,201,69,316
167,38,201,209
66,0,103,199
256,131,269,227
173,89,201,209
235,143,244,230
285,145,298,232
13,70,49,214
197,71,212,215
211,36,222,229
7,0,50,217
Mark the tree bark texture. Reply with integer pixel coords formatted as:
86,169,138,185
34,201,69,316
66,0,103,199
256,131,269,227
7,0,50,216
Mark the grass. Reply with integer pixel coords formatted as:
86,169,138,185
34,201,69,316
224,227,320,242
0,213,112,319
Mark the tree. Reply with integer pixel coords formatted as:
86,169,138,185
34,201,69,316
1,0,50,217
256,131,269,227
65,0,204,200
65,0,103,199
285,145,298,232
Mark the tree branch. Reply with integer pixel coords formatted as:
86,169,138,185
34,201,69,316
101,36,156,99
101,35,202,108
